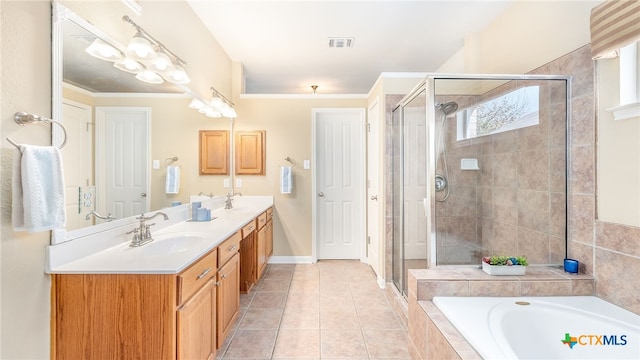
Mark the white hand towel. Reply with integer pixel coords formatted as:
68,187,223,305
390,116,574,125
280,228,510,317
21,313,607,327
165,165,180,194
12,145,66,232
280,166,293,194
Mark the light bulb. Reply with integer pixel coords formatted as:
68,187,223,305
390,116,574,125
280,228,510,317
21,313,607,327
114,57,144,73
135,69,163,84
127,32,157,60
149,51,174,72
85,39,122,62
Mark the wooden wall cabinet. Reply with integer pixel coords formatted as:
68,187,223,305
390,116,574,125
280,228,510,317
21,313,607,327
235,130,266,175
200,130,229,175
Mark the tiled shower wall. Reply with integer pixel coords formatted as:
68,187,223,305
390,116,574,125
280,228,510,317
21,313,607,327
434,77,568,265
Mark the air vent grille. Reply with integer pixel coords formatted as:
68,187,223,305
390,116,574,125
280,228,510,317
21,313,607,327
328,37,354,48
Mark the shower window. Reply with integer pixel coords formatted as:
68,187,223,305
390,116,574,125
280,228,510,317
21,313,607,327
457,85,540,140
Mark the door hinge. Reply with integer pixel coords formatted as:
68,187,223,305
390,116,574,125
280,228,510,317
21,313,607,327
366,123,370,132
367,236,371,245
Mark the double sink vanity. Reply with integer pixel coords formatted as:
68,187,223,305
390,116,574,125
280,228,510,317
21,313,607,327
47,196,274,360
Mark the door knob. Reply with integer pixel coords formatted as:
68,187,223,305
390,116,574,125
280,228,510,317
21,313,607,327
370,195,378,201
141,192,147,197
318,192,325,197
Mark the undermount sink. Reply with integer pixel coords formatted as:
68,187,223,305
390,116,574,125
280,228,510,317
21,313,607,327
136,233,209,255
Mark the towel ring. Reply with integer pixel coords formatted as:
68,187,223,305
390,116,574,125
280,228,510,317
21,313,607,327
6,112,68,150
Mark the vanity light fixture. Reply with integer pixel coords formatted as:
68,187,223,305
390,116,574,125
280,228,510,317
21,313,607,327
121,15,190,85
210,87,238,118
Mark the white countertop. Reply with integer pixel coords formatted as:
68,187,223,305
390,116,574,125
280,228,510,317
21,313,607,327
46,196,273,274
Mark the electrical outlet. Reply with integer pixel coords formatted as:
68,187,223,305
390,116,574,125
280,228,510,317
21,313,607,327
236,178,242,188
223,178,230,188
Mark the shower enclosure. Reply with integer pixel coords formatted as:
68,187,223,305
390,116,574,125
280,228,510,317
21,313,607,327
391,74,569,296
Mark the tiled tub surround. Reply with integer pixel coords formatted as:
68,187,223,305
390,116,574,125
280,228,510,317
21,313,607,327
407,267,595,360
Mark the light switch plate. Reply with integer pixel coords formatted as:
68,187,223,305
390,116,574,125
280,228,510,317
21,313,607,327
236,178,242,188
223,179,230,188
304,160,310,169
153,160,160,169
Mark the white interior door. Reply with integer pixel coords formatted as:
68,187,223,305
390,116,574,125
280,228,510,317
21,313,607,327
61,99,93,230
95,107,150,219
314,108,366,260
366,100,381,279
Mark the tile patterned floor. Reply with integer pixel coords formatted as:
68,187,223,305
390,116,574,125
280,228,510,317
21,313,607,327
217,260,410,359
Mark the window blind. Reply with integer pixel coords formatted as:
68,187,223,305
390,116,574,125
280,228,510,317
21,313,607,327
590,0,640,59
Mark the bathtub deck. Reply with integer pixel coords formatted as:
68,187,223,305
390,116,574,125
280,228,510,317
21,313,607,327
409,265,595,300
407,266,596,360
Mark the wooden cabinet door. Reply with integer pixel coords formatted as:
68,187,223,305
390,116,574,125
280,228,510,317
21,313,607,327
235,130,265,175
216,253,240,347
200,130,229,175
257,225,267,278
266,219,273,258
177,279,216,360
240,230,257,293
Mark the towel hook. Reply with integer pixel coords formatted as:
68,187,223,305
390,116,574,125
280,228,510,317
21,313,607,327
166,156,178,163
284,156,296,167
6,112,68,150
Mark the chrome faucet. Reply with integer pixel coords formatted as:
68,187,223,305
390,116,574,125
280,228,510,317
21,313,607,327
126,211,169,247
85,210,115,221
224,191,242,209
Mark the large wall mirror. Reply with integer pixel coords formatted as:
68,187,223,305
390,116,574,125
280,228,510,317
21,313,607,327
52,3,215,243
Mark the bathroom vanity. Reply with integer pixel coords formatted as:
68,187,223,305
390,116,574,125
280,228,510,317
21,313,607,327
48,197,273,360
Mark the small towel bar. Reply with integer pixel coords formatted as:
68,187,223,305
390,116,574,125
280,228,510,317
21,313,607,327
6,112,68,150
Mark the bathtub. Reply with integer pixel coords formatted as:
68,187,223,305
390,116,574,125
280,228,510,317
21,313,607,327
432,296,640,359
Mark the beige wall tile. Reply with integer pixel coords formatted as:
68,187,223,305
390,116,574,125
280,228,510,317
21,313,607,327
520,281,572,296
596,221,640,257
571,279,595,295
595,248,640,315
469,280,520,297
416,281,469,300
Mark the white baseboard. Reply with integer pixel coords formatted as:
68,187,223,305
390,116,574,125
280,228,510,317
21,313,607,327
377,277,386,289
268,256,315,264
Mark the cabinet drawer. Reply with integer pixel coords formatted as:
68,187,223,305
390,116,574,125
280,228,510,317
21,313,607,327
241,219,257,238
257,212,267,229
218,231,241,266
178,249,217,305
266,207,273,222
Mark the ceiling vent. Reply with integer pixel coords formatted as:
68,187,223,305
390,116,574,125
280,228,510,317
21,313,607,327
328,37,354,48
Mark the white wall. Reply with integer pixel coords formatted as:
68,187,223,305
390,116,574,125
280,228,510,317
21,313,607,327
439,0,602,74
1,2,53,358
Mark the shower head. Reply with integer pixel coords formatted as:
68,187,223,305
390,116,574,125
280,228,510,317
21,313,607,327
437,101,459,115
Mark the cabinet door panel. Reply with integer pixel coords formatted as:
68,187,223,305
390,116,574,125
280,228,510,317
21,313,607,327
235,130,265,175
200,130,229,175
177,279,216,360
257,226,267,278
217,253,240,347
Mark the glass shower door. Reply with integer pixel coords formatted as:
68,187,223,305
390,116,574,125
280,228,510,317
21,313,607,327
392,87,428,296
401,89,428,294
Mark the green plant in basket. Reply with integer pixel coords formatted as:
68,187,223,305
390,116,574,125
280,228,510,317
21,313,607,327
482,255,528,266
